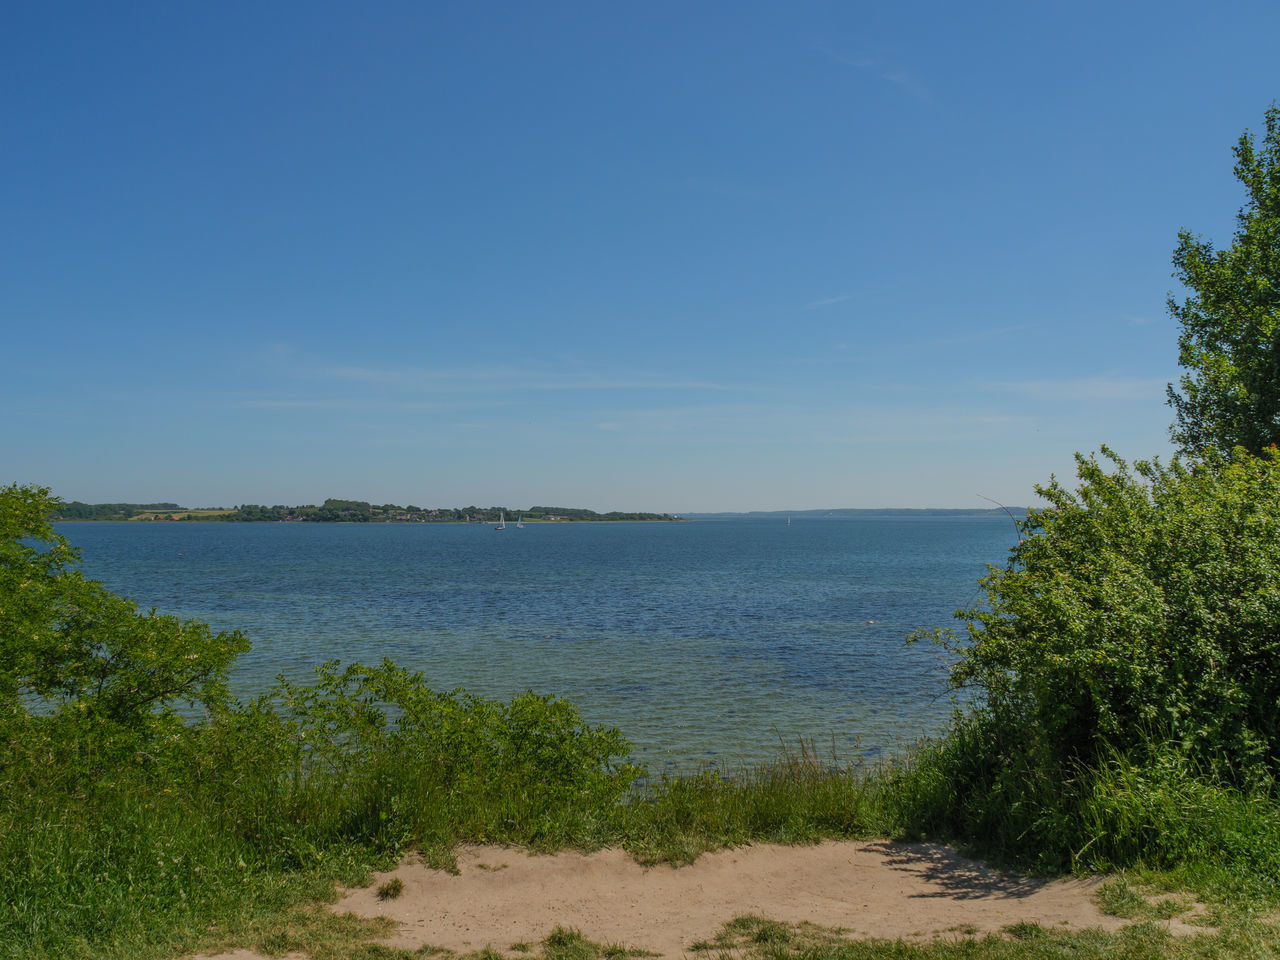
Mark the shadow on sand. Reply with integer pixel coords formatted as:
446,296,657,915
863,840,1059,901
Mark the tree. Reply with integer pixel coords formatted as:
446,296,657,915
1167,103,1280,457
0,484,249,732
929,447,1280,781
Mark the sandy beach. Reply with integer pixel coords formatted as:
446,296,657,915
193,839,1198,959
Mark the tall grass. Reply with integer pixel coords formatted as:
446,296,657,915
1,715,371,960
0,660,641,958
5,665,1280,960
617,743,895,864
880,711,1280,906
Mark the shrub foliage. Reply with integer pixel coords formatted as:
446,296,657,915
930,446,1280,782
0,483,249,732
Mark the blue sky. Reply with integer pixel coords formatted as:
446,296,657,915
4,1,1278,512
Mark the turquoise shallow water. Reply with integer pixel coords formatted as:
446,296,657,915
59,517,1012,770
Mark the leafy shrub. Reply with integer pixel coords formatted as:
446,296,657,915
926,446,1280,783
0,483,249,738
185,659,642,861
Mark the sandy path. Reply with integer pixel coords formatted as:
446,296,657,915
196,839,1200,960
333,840,1128,954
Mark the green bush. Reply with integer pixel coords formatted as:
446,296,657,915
221,659,643,857
925,446,1280,783
0,483,249,737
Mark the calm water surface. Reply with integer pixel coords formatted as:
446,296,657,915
59,518,1012,769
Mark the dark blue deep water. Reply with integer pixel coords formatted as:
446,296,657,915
58,517,1013,769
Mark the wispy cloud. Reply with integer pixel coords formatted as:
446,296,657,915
521,374,728,392
805,294,853,310
793,324,1028,366
315,366,404,384
813,44,874,70
240,358,736,422
814,44,935,104
237,399,342,409
980,376,1169,402
669,175,766,203
299,361,729,396
571,396,1035,448
234,397,490,413
929,323,1029,347
878,69,934,104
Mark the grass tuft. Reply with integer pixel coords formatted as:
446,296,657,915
376,877,405,901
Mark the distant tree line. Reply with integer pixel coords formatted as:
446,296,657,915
55,502,183,521
219,501,678,522
55,498,678,523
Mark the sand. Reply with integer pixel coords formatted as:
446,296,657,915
192,839,1201,959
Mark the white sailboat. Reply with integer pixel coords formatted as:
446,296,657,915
496,511,506,531
516,514,525,529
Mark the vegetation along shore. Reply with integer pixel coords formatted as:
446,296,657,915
5,106,1280,959
53,499,680,523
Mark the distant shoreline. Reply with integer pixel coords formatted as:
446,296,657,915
53,501,1025,524
683,507,1027,520
54,516,686,524
51,500,681,524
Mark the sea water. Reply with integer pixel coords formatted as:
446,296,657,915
58,517,1013,770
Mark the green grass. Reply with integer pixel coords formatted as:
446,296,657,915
613,745,895,864
683,913,1280,960
5,679,1280,960
376,878,405,901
